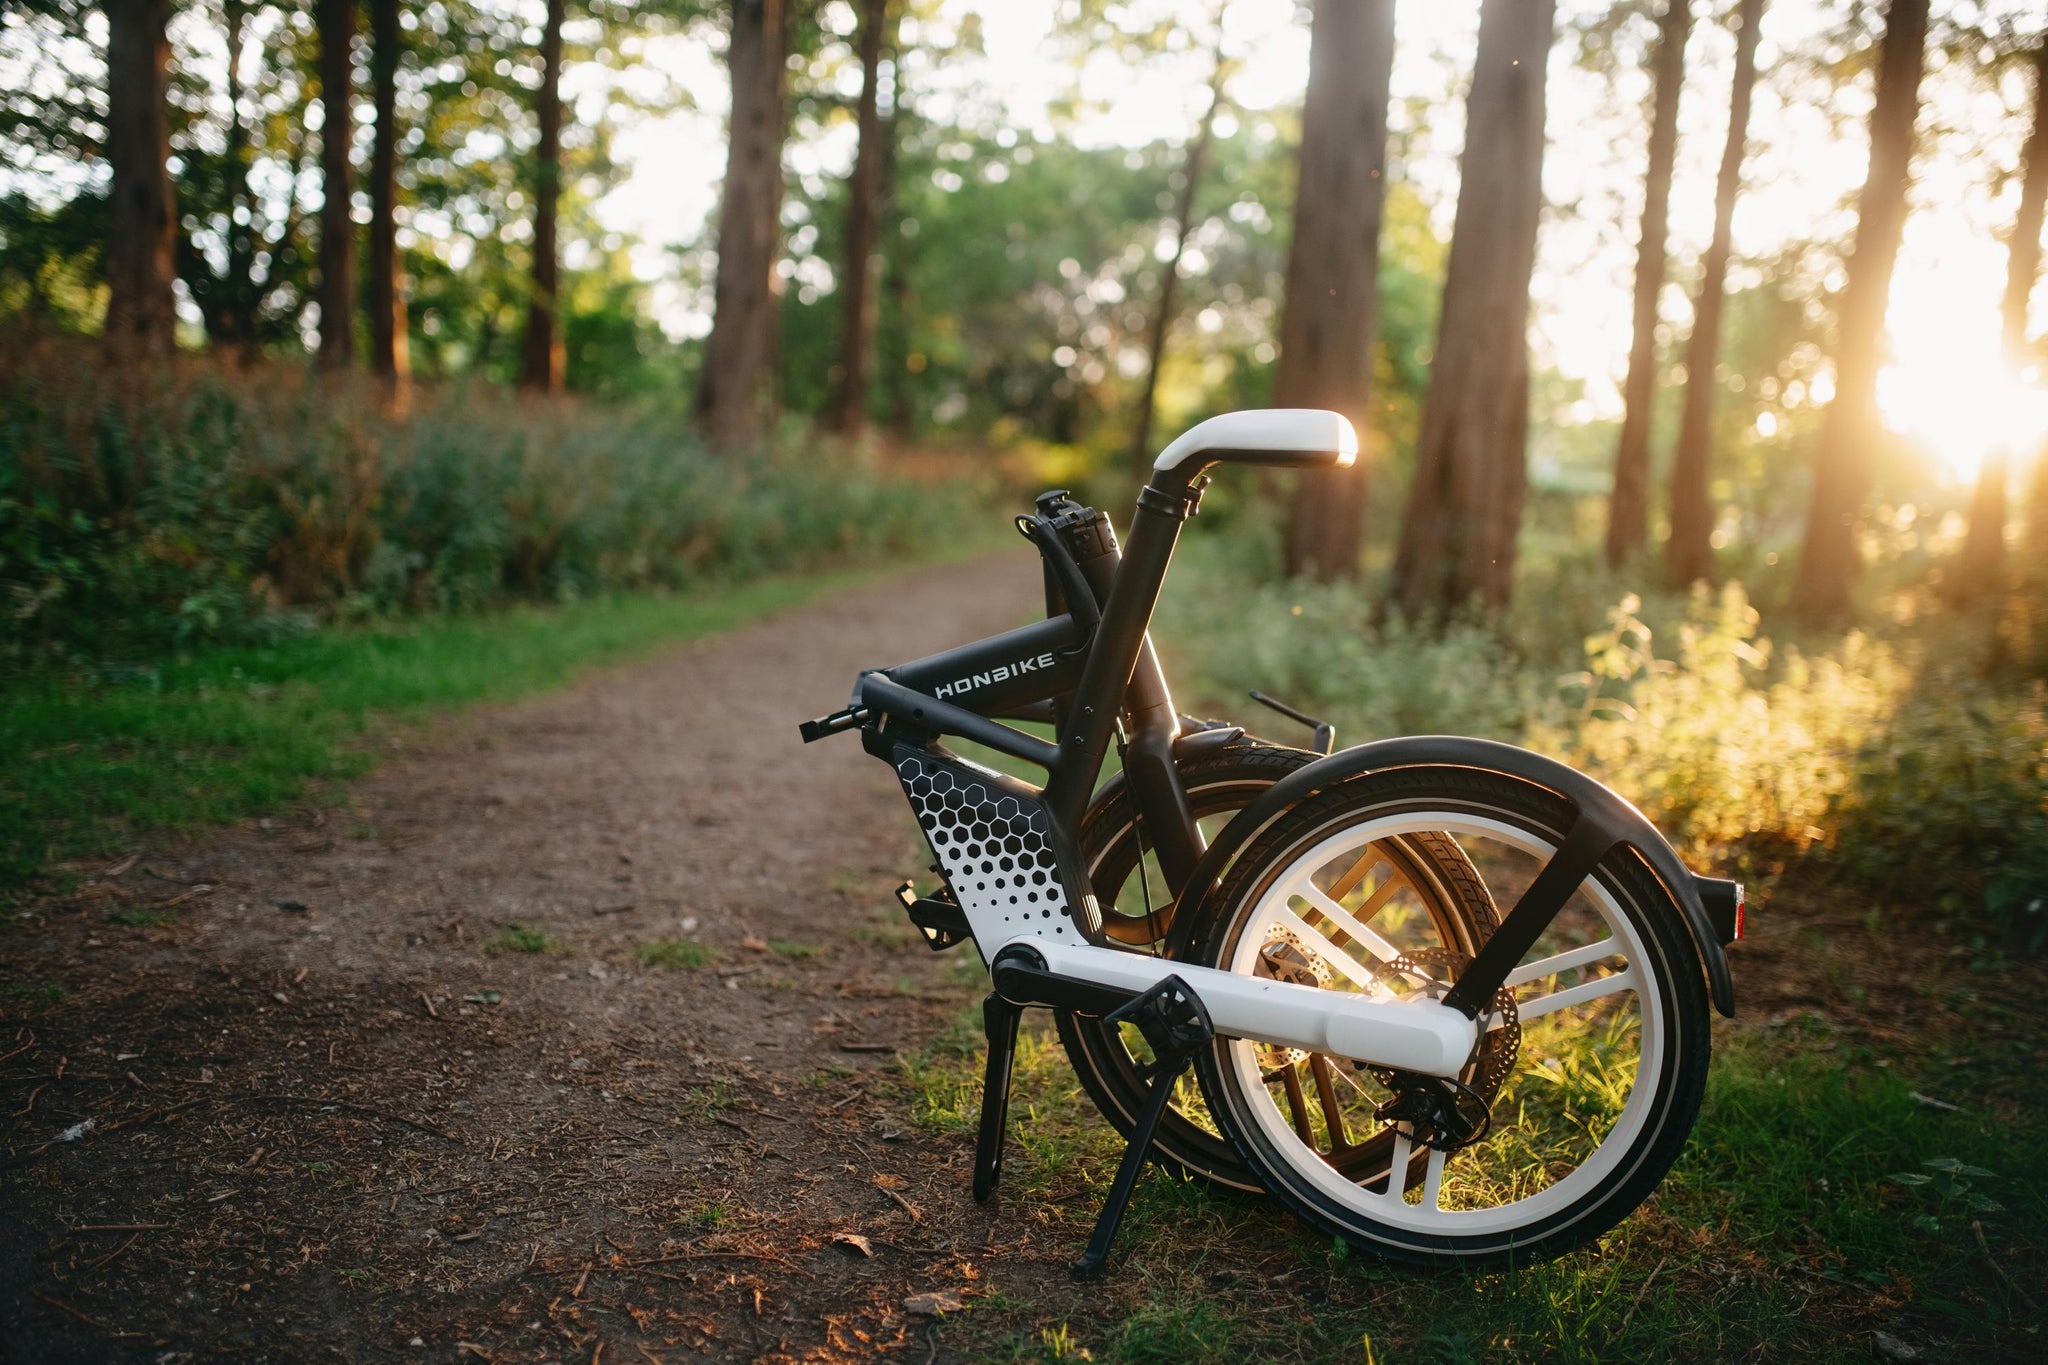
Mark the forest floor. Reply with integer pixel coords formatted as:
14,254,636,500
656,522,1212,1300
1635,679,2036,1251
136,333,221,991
2,550,2044,1364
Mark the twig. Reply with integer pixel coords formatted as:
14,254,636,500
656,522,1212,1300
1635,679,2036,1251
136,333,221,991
877,1185,923,1223
68,1223,169,1233
829,1088,866,1110
29,1289,100,1329
1615,1255,1669,1337
1973,1219,2038,1309
83,1232,140,1270
0,1037,36,1067
420,993,440,1020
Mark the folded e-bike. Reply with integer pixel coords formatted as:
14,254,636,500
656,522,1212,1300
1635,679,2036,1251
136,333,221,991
802,410,1745,1272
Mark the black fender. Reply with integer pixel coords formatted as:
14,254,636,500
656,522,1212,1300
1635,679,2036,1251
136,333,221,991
1162,735,1736,1018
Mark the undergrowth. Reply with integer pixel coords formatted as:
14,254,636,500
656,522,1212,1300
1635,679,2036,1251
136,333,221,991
1156,531,2048,951
0,336,985,663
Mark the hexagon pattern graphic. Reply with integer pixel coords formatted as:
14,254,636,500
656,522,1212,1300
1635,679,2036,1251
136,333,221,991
897,751,1073,942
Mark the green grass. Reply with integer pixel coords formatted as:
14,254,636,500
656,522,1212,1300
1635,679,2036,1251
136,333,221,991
635,938,718,970
766,937,820,960
485,924,557,954
897,995,2047,1362
0,565,898,896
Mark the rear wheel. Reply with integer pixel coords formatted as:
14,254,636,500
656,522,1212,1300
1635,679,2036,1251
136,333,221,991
1191,765,1713,1265
1056,743,1498,1192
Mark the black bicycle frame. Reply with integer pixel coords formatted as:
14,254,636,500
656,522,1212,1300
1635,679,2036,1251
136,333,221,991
834,465,1218,913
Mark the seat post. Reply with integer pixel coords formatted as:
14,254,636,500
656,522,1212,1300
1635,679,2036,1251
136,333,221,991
1041,480,1192,830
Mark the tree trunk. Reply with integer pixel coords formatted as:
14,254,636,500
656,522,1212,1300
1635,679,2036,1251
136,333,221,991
824,0,891,435
876,96,914,437
369,0,410,390
1130,35,1229,477
1389,0,1555,617
1666,0,1764,586
102,0,177,357
1271,0,1396,582
1605,0,1692,568
519,0,567,392
316,0,357,368
696,0,790,447
1794,0,1930,617
1961,40,2048,598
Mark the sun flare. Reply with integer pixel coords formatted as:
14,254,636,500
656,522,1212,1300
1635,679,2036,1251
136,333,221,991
1877,256,2048,484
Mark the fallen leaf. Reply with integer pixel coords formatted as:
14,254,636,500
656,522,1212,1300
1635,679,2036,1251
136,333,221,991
903,1290,964,1316
462,991,503,1006
1874,1332,1922,1362
873,1173,907,1190
831,1232,872,1257
741,934,768,953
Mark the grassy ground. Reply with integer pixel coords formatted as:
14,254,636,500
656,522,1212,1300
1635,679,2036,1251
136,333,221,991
889,905,2047,1363
0,564,915,896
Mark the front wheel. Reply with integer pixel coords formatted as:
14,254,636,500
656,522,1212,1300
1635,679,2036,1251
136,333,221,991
1191,764,1713,1265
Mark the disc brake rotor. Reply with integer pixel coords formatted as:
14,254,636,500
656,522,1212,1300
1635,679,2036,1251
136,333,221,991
1367,947,1521,1150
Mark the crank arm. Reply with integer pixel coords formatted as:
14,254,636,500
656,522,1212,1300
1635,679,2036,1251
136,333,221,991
992,938,1478,1078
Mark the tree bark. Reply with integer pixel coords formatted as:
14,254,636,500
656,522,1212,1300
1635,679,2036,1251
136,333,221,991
1605,0,1692,568
316,0,357,368
102,0,177,357
824,0,891,435
878,100,915,439
519,0,567,392
1130,35,1228,477
369,0,410,389
1390,0,1555,617
1272,0,1396,582
1666,0,1764,586
1961,40,2048,598
1794,0,1930,617
696,0,790,447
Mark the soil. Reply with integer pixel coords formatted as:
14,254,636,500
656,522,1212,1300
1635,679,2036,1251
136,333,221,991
1,549,1065,1364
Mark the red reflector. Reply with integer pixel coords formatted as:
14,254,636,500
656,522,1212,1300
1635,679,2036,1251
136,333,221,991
1732,888,1746,941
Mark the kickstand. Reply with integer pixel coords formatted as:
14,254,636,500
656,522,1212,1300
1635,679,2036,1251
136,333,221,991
1074,974,1214,1278
973,991,1024,1203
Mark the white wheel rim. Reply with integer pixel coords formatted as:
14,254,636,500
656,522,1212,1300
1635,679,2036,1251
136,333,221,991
1224,812,1665,1236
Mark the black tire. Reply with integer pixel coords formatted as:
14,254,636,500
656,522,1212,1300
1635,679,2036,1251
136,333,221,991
1190,764,1713,1266
1055,743,1498,1192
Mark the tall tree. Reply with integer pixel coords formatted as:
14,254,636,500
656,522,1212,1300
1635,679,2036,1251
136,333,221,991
1605,0,1693,568
1129,32,1228,475
1666,0,1765,585
1794,0,1931,616
368,0,410,388
103,0,178,356
876,92,915,438
824,0,891,434
1960,38,2048,598
1390,0,1556,616
316,0,357,368
1273,0,1397,581
697,0,791,446
519,0,568,392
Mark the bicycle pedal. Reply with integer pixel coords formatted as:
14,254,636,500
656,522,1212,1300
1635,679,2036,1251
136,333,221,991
893,880,971,952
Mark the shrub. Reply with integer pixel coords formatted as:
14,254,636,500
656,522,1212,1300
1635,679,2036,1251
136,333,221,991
1160,535,2048,950
0,336,982,664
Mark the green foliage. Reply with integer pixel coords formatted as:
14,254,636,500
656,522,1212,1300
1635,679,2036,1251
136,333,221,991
0,337,981,663
1160,533,2048,949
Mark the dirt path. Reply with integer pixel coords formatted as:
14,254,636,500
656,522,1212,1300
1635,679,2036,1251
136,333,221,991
0,550,1057,1364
